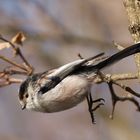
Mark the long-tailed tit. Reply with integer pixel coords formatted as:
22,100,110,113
19,43,140,122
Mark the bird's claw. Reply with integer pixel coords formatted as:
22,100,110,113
92,102,104,112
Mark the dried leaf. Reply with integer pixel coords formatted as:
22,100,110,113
0,42,11,50
11,32,26,46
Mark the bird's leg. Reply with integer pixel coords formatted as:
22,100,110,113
91,98,105,112
86,92,95,124
86,92,105,124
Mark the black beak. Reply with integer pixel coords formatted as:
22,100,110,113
21,104,26,110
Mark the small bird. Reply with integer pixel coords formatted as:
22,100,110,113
19,43,140,122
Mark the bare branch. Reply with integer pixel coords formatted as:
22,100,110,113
107,81,140,119
96,71,140,119
0,33,34,87
0,77,23,87
94,73,138,83
0,55,27,71
123,0,140,79
0,35,34,74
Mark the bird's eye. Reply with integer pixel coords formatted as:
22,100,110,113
25,94,29,98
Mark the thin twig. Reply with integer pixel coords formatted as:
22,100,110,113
0,55,27,71
113,41,125,51
0,36,33,74
107,81,140,119
97,71,140,119
0,34,34,87
0,78,23,87
111,80,140,98
94,73,138,83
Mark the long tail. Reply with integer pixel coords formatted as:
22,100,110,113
85,43,140,71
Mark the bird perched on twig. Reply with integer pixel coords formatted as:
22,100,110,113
18,43,140,123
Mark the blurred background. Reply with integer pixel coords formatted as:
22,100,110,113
0,0,140,140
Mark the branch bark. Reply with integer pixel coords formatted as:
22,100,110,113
123,0,140,78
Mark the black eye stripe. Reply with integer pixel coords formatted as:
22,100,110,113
19,72,60,98
19,73,45,100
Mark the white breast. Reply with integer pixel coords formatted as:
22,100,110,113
38,75,90,112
